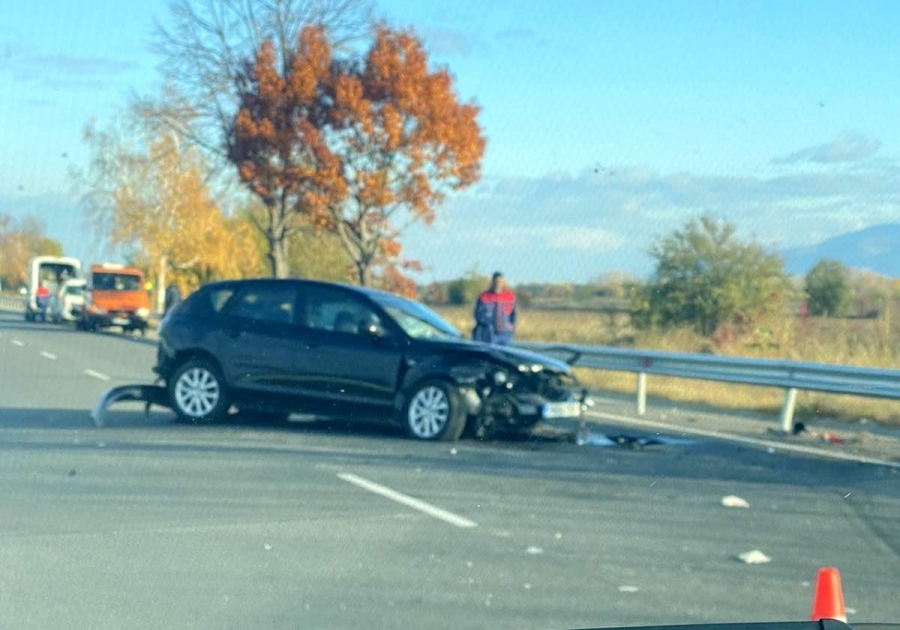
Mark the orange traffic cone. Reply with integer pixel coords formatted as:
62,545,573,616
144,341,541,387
810,567,847,623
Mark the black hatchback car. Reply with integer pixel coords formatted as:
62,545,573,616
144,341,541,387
155,279,588,441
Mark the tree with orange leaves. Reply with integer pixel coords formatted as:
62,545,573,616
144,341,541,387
0,214,63,290
78,115,260,309
230,25,485,290
229,28,344,279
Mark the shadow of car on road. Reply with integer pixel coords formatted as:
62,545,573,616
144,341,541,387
5,401,896,499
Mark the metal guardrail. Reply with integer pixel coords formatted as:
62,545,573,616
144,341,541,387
0,295,24,311
516,342,900,431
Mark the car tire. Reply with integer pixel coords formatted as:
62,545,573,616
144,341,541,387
402,379,466,442
168,358,230,423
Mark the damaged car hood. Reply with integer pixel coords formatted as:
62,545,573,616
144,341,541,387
431,339,571,374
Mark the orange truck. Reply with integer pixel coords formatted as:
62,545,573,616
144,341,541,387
80,263,152,334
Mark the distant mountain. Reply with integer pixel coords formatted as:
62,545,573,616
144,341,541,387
782,223,900,277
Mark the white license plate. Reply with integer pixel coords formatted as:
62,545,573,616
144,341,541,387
112,317,130,326
541,401,582,419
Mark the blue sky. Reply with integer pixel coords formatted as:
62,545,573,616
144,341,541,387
2,0,899,282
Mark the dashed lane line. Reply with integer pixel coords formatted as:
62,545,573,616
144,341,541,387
84,369,111,382
338,472,478,529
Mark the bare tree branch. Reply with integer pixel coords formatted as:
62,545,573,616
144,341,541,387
145,0,374,163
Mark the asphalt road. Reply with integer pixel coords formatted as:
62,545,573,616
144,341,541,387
0,310,898,630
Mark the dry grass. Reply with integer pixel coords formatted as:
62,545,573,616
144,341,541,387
435,303,900,426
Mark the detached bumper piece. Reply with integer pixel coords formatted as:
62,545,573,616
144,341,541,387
91,384,171,427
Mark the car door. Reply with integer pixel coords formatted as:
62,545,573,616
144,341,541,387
216,282,308,397
296,285,406,408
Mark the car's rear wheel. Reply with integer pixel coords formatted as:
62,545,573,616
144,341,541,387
403,380,466,442
168,358,230,423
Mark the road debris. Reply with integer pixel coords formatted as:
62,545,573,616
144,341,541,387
525,546,544,555
618,585,639,593
575,426,615,446
821,432,846,445
737,549,771,564
574,425,696,448
721,495,750,508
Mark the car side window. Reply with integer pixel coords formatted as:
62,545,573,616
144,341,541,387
301,286,384,336
227,285,297,324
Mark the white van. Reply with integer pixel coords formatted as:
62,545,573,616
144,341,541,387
24,256,82,322
49,278,87,323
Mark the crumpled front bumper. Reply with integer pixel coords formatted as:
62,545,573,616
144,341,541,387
462,385,592,433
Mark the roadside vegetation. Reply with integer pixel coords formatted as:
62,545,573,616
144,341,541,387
436,302,900,426
430,219,900,426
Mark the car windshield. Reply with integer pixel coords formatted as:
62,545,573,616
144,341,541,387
373,294,463,340
65,285,84,296
93,272,142,292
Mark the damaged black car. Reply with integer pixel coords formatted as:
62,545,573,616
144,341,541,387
151,279,589,441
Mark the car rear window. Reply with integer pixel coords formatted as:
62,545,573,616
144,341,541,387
177,286,235,318
226,285,297,324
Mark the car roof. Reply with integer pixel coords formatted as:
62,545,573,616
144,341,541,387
202,278,399,300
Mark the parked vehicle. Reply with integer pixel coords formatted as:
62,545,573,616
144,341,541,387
23,256,81,322
155,279,589,440
49,278,87,323
80,263,151,334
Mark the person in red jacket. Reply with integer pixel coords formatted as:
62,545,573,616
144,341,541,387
35,282,51,322
472,271,517,345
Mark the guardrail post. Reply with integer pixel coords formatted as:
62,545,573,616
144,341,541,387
636,372,647,415
779,387,798,433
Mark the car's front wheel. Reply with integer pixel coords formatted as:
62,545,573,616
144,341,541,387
402,380,466,442
168,358,230,423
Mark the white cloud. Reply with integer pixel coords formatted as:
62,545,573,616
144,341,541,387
0,39,139,90
775,132,882,164
416,26,483,57
403,160,900,282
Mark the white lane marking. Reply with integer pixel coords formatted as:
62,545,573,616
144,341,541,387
338,472,478,529
84,369,111,382
11,339,25,347
587,410,900,469
40,351,58,360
